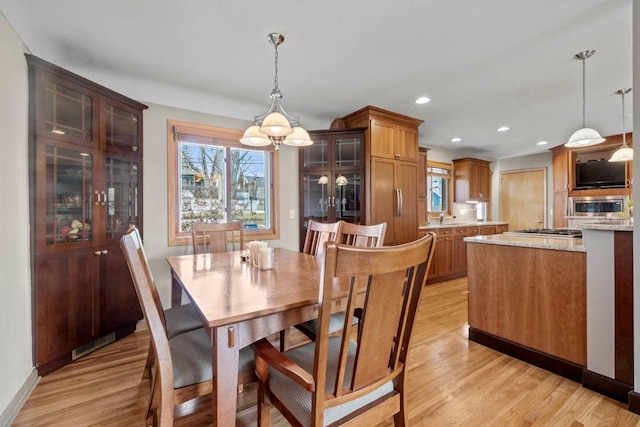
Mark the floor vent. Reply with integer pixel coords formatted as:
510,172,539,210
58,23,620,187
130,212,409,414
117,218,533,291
72,332,116,360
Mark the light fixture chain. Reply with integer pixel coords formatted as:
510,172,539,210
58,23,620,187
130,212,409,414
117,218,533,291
582,56,586,128
273,42,279,92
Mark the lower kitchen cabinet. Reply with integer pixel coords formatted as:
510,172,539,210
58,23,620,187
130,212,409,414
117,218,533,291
423,223,509,283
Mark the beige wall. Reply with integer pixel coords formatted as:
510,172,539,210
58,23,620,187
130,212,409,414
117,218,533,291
0,11,35,422
141,103,301,307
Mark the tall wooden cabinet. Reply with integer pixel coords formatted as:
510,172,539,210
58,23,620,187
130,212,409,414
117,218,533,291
299,128,366,249
27,55,147,375
342,106,423,245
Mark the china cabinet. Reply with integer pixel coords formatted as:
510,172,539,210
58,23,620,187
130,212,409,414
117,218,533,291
27,55,147,375
341,106,423,245
299,129,365,250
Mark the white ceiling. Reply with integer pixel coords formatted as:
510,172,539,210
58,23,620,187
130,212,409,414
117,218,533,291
0,0,633,159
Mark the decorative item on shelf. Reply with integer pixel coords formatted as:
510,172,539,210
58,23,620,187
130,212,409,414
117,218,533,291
609,88,632,162
240,33,312,149
335,175,348,214
565,50,605,148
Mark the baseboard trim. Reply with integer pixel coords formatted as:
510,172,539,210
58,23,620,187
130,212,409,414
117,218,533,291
0,368,40,426
469,327,583,383
582,369,632,403
628,391,640,415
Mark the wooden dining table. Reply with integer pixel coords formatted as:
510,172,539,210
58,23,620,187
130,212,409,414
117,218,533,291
166,247,357,426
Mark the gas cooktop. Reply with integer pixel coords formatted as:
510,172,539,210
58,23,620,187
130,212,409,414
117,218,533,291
506,228,583,238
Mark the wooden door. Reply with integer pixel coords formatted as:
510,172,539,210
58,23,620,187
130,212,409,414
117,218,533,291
370,119,395,159
500,168,546,231
371,158,396,244
395,125,418,161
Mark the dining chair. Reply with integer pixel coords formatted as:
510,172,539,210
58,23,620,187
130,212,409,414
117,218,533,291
294,222,388,342
301,219,343,257
192,221,244,254
125,226,202,383
121,227,255,426
251,232,436,426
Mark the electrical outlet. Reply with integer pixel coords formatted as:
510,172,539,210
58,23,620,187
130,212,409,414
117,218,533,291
289,209,295,219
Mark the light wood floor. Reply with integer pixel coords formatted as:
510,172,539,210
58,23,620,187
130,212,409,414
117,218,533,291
13,277,640,426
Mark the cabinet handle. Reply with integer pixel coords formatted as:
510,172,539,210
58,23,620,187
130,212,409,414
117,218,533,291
94,190,100,206
330,196,335,207
100,191,106,206
94,251,102,256
398,188,404,216
395,188,400,216
101,250,108,255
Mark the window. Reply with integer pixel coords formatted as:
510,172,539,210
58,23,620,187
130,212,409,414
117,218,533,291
168,120,279,246
427,161,452,217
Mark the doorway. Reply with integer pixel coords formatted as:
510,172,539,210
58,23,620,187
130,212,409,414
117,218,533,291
500,168,546,231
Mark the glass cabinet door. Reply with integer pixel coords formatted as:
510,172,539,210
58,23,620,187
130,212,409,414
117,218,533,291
301,135,329,169
333,171,362,224
333,133,362,168
104,103,141,155
41,78,94,146
301,172,332,225
44,145,95,246
105,157,140,240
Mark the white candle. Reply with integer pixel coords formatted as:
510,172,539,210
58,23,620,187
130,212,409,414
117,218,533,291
258,247,274,270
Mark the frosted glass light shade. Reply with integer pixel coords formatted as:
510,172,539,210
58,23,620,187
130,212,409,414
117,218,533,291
283,126,313,146
335,175,348,186
260,112,294,137
609,146,633,162
240,125,271,146
318,175,329,185
565,127,605,147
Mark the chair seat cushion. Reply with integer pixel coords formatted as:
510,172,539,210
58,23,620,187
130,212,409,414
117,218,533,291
164,302,203,339
269,336,393,426
297,312,358,336
170,328,254,389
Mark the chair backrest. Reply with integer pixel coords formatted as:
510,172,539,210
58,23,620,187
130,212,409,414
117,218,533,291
339,222,387,248
121,226,175,426
192,221,244,254
302,219,342,257
311,233,436,424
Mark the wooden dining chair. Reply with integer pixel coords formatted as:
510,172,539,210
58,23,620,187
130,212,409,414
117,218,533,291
121,227,255,426
251,233,436,426
125,226,202,383
192,221,244,254
301,219,343,257
294,222,388,342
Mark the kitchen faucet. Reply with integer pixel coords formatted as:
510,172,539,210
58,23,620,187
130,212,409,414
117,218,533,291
439,212,445,224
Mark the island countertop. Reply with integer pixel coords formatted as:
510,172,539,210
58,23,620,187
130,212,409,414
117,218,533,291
464,233,585,252
420,221,508,230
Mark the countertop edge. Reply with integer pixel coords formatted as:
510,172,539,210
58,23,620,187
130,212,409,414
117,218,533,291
464,234,586,252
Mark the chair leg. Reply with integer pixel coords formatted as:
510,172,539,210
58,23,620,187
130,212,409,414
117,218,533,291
279,328,290,352
255,356,272,427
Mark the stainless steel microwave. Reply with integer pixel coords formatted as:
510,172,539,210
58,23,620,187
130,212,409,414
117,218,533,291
568,195,629,217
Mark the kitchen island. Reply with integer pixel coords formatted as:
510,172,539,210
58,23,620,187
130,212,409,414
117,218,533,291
465,233,586,381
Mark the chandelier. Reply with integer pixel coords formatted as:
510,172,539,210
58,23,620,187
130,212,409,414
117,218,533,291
240,33,313,149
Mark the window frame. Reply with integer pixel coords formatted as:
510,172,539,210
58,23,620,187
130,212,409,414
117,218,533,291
426,160,453,220
167,120,279,246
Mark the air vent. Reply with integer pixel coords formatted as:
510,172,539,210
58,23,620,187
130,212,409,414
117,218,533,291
72,332,116,360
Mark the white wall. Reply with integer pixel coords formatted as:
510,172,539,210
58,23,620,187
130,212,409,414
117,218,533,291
0,11,35,421
141,103,300,307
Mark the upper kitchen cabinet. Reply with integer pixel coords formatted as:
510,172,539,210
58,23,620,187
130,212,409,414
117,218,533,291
299,129,366,250
453,158,491,202
342,106,423,245
27,54,147,375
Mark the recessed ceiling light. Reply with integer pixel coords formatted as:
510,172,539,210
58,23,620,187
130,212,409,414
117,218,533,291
497,126,510,132
415,97,430,105
536,141,548,146
451,137,462,142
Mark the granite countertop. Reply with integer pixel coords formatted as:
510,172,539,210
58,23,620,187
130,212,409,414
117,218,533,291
581,222,633,232
464,234,585,252
420,221,508,230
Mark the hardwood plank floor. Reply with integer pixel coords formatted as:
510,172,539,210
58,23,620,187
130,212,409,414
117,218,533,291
13,277,640,426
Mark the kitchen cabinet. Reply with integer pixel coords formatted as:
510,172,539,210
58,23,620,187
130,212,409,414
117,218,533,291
299,129,365,250
453,158,491,202
550,135,633,228
418,148,428,226
27,55,147,375
342,106,423,245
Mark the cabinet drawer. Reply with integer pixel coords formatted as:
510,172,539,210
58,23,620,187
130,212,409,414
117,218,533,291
454,227,468,236
469,226,480,236
433,228,452,238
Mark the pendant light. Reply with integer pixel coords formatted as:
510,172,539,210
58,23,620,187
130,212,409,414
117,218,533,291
565,50,605,148
240,33,313,149
609,88,632,162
